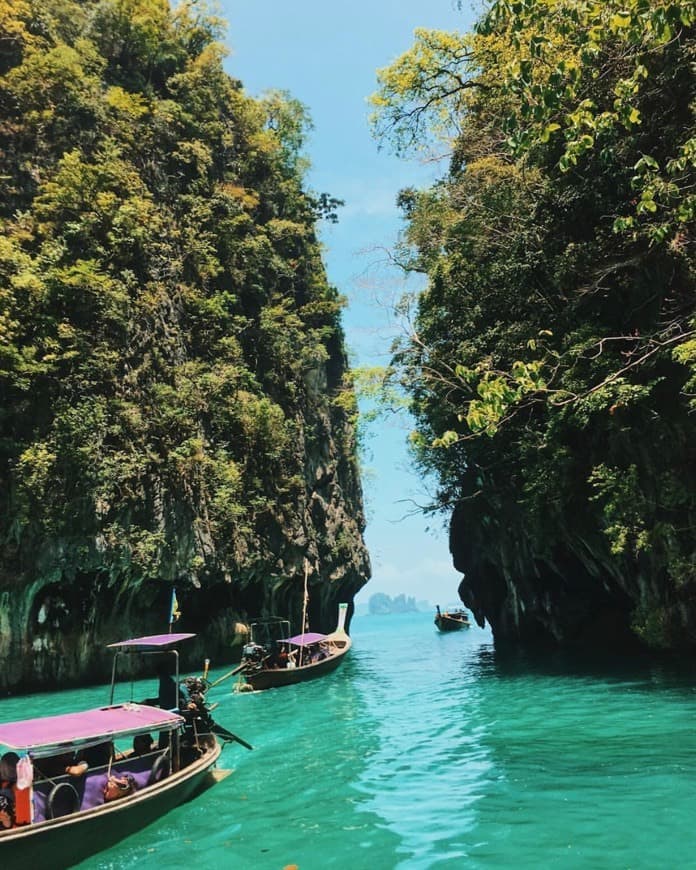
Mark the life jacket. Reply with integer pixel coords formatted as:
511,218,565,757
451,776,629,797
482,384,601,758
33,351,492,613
13,784,31,826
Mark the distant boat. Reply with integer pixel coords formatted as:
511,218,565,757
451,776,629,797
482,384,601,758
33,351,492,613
0,633,238,866
434,605,470,632
236,603,351,691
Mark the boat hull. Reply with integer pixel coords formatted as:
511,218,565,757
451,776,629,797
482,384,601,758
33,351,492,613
434,614,470,632
245,638,351,691
0,741,223,867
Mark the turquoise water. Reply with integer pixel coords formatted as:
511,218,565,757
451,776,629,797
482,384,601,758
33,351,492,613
3,611,696,869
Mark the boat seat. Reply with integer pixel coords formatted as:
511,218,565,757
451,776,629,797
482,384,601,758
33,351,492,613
79,753,162,810
32,752,168,819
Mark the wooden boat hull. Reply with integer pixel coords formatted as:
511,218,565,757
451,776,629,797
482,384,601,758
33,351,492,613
434,614,470,632
0,740,223,868
245,637,351,691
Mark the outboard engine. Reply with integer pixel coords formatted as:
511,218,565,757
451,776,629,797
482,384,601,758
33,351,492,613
241,643,266,665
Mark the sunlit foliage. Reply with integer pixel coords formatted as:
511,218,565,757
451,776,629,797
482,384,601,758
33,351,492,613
372,0,695,645
0,0,356,595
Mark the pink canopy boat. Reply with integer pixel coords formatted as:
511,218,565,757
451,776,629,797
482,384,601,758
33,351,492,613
0,633,231,867
237,603,352,691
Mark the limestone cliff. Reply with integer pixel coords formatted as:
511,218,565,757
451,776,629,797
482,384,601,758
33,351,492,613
450,483,695,651
0,329,370,693
372,7,695,653
0,0,370,692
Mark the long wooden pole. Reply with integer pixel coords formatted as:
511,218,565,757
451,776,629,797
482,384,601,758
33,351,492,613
207,662,247,689
298,559,310,668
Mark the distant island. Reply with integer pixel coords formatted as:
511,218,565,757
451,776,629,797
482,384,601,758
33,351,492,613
368,593,424,615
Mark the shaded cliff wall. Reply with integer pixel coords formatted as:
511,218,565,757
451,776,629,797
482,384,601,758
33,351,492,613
369,8,695,652
0,359,369,692
0,0,370,691
449,405,696,651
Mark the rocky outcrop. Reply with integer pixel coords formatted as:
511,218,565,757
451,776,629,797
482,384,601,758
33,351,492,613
368,593,419,615
0,352,369,693
450,497,695,651
0,0,370,693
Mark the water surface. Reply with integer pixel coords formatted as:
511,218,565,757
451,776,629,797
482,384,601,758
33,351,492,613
3,612,696,869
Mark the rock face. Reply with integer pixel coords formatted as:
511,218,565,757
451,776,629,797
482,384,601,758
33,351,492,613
370,9,695,654
0,0,370,693
449,498,691,652
0,348,370,693
368,593,419,615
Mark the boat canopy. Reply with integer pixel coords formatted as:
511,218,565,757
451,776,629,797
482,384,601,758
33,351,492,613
279,632,327,647
107,632,195,650
0,703,184,757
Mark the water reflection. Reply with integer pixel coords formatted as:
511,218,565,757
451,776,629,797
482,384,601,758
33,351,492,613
453,626,696,869
351,614,496,868
470,640,696,697
349,612,696,870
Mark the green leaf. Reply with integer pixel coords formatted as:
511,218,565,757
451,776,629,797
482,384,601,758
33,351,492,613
539,122,561,143
610,12,632,29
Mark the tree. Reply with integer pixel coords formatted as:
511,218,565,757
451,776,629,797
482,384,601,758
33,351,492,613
371,0,696,647
0,0,365,630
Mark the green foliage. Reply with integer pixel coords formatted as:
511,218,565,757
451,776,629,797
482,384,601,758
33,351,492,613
0,0,360,593
372,0,696,639
370,28,475,155
588,464,651,556
631,604,671,649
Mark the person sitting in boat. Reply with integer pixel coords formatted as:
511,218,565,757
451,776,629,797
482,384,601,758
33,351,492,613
138,662,188,750
182,676,207,708
157,662,186,711
132,733,154,756
0,751,18,787
1,753,32,827
0,752,17,829
267,643,288,669
80,741,113,769
103,772,137,803
308,643,327,663
179,676,215,749
0,792,13,830
36,750,88,779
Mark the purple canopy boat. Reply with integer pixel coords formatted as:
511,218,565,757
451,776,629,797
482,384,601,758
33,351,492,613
236,604,352,691
0,632,231,867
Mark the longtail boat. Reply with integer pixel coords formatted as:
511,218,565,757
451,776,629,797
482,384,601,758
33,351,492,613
0,633,237,867
236,603,351,691
434,605,471,632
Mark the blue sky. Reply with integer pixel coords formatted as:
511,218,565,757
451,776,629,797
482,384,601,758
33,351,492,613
218,1,475,606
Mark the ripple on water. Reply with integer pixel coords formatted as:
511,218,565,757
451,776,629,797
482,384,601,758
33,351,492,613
5,612,696,869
